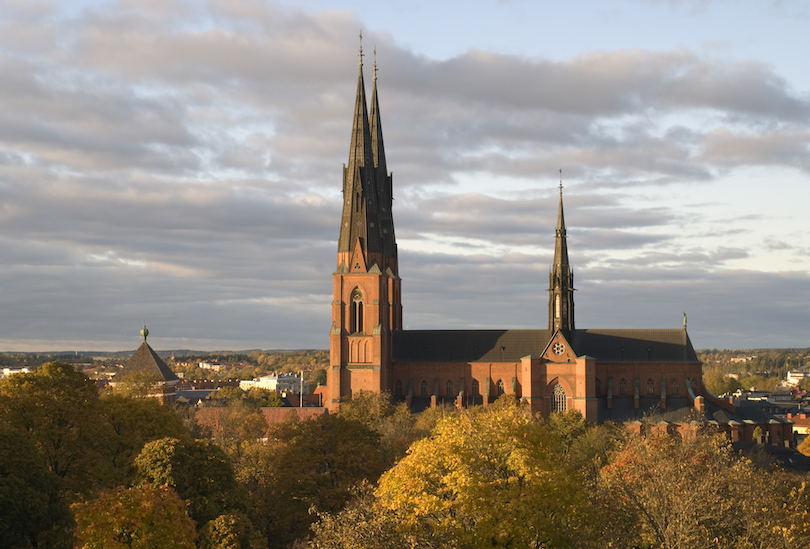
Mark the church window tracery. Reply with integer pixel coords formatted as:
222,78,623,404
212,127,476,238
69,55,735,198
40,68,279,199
497,379,505,396
647,378,655,395
420,380,428,397
619,379,627,396
670,380,679,396
472,379,480,396
551,383,567,413
446,381,453,398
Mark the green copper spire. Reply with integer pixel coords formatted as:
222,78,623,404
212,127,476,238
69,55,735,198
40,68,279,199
140,324,149,342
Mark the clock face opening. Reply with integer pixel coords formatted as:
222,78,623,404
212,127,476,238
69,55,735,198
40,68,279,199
552,342,565,355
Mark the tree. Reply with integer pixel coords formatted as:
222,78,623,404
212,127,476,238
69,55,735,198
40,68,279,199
134,437,245,528
0,426,69,549
200,512,267,549
197,405,269,463
115,369,165,398
72,484,196,549
0,362,109,497
339,391,420,465
99,394,189,486
311,368,327,387
375,399,593,548
239,414,385,548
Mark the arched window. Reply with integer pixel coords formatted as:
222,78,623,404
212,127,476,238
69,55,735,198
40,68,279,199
646,378,655,396
595,378,601,396
420,380,428,397
670,380,679,396
472,379,480,396
350,288,364,334
619,379,627,396
394,380,402,397
551,383,567,413
497,379,505,395
446,381,454,397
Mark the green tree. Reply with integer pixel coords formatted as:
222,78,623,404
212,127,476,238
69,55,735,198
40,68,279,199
311,368,327,387
200,512,266,549
0,426,69,549
134,437,245,528
375,399,593,548
198,406,269,463
98,394,190,486
0,362,109,497
239,414,385,548
72,484,196,549
116,369,165,398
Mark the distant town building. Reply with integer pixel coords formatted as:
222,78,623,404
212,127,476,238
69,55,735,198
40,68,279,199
240,372,309,395
786,365,810,385
1,366,30,379
113,325,180,405
199,361,224,372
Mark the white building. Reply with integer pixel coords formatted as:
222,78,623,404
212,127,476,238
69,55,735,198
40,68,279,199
240,372,309,395
786,365,810,385
1,367,30,379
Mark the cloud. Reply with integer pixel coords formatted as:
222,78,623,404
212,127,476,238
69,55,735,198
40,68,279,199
0,0,807,351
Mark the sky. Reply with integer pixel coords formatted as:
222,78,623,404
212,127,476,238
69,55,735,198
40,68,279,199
0,0,808,352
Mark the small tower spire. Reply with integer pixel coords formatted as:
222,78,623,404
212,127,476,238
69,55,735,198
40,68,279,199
549,171,574,332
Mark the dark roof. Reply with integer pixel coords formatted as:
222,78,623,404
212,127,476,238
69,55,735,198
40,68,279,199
120,341,179,382
393,330,551,362
392,328,698,363
570,329,699,362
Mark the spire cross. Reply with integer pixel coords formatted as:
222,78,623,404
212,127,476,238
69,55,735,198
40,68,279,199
373,46,377,81
559,169,563,195
358,32,364,66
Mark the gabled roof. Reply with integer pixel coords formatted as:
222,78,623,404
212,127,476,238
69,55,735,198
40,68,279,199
392,327,698,364
120,341,179,382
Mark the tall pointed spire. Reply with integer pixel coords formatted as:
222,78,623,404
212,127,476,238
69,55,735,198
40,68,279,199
549,171,574,332
369,46,397,269
338,36,383,264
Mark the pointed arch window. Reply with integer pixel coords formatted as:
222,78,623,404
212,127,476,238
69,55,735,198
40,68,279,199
446,381,454,398
551,383,567,413
619,379,627,396
420,380,428,397
647,378,655,396
670,380,679,396
497,379,505,396
472,379,480,396
350,288,364,334
394,380,402,397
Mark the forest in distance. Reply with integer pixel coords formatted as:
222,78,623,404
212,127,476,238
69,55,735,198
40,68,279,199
2,361,810,549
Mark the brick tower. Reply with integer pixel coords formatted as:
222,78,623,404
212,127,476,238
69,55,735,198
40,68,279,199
327,49,400,411
549,180,575,334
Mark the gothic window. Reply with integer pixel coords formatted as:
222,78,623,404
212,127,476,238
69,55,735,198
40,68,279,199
394,380,402,397
497,379,505,396
446,381,454,397
350,288,364,334
670,380,679,396
420,380,428,397
355,193,360,212
619,379,627,396
647,378,655,396
472,379,480,396
555,295,561,319
551,383,567,413
595,378,601,396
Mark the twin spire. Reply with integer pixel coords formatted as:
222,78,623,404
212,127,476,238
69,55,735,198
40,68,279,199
338,40,397,272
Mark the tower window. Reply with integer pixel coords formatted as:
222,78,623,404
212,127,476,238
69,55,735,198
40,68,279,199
670,380,679,396
446,381,454,398
420,380,428,397
472,379,480,396
350,288,364,334
647,378,655,396
497,379,505,396
394,380,402,397
619,379,627,396
551,383,567,413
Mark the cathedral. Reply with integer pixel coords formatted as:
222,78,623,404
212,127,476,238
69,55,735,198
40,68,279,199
326,52,794,444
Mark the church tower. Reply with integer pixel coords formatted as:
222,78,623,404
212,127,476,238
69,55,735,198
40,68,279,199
327,47,399,411
549,182,575,333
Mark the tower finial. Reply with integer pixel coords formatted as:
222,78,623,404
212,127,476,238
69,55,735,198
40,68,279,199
140,324,149,342
683,311,687,329
559,168,563,195
373,46,377,81
358,31,364,66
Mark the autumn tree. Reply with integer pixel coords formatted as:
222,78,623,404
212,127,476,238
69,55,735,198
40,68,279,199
0,362,109,497
375,399,593,548
134,437,246,528
239,413,385,548
0,425,69,549
72,484,196,549
98,394,189,486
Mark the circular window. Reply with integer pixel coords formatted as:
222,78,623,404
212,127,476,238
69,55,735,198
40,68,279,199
552,342,565,355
